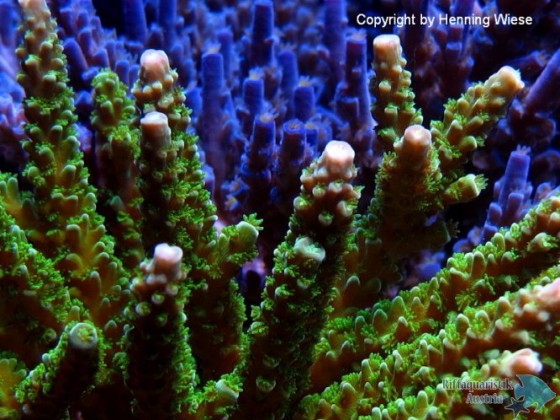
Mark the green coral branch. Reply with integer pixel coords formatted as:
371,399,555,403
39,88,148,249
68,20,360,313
357,41,524,300
14,0,129,331
0,188,82,366
15,322,100,419
0,357,26,419
236,141,361,418
311,194,560,394
16,0,95,245
91,70,144,270
187,217,260,381
136,106,250,382
132,49,259,381
299,244,560,418
370,34,422,150
432,66,525,179
124,244,196,417
1,6,558,418
364,125,450,260
132,49,217,257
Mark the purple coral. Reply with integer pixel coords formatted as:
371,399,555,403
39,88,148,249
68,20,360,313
483,148,533,241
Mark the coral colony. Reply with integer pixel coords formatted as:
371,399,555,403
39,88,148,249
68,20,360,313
1,0,560,418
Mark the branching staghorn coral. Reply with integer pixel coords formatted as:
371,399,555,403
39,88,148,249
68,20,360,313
304,194,560,418
0,1,559,419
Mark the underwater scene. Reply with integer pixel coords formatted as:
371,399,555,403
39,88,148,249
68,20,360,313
0,0,559,418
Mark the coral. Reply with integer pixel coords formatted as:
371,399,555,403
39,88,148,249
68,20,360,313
0,0,559,419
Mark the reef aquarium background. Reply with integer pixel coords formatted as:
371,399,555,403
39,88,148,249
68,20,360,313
0,0,559,418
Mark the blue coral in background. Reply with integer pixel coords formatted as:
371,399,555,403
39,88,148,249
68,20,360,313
0,0,560,418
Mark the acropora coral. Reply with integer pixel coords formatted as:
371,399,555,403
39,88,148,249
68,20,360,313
0,0,559,419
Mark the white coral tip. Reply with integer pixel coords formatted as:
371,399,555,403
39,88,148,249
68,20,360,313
141,111,168,127
322,140,355,177
495,66,525,92
373,34,401,52
141,111,170,146
153,243,183,281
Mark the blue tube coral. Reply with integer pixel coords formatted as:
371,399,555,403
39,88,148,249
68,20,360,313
0,0,560,418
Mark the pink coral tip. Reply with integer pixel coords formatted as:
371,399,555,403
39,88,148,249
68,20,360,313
18,0,46,9
152,243,183,281
535,278,560,310
141,111,171,145
141,110,168,127
373,34,402,65
322,140,355,177
394,125,432,169
498,349,542,377
495,66,525,92
18,0,49,20
140,49,171,83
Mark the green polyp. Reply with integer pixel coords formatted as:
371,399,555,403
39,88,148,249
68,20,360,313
294,237,325,266
68,323,97,350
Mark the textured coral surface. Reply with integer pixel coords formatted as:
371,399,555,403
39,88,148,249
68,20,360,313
0,0,559,419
